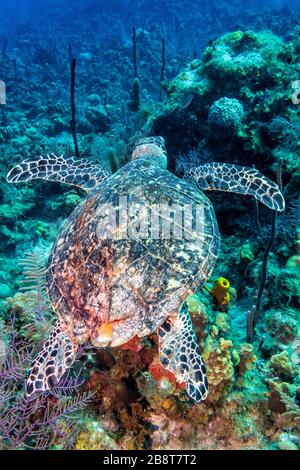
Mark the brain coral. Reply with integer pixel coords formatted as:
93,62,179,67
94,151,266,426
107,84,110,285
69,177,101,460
208,97,244,136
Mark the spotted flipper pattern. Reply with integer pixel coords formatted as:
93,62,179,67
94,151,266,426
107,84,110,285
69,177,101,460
185,162,285,212
26,320,77,398
7,154,110,192
159,302,208,402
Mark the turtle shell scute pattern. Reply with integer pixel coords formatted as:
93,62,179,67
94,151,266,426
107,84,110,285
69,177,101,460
46,156,220,346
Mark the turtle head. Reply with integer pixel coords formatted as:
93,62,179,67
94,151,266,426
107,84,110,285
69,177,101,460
132,136,167,167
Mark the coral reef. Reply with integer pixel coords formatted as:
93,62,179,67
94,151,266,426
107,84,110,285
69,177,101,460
0,0,299,451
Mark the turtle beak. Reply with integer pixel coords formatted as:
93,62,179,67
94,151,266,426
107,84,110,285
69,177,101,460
91,322,113,348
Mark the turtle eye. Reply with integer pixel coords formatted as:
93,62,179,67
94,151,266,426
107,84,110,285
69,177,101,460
155,136,166,149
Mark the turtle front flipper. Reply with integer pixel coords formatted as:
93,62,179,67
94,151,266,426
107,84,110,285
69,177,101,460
26,320,77,398
7,154,110,192
186,162,285,211
158,302,208,402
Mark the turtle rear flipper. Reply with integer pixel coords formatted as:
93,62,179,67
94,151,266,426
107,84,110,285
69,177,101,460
7,154,110,192
186,162,285,212
159,302,208,402
26,320,77,398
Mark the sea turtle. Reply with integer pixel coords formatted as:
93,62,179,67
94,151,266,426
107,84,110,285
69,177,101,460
7,136,284,402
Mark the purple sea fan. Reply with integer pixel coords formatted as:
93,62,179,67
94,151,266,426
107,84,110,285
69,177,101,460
0,336,94,450
0,252,95,450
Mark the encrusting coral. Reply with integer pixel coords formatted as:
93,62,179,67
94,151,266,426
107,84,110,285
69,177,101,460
236,343,257,387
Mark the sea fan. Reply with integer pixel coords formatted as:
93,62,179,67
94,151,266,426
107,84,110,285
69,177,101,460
268,116,300,151
10,247,54,344
0,318,94,450
175,148,212,175
0,387,94,450
19,247,49,309
289,196,300,229
239,202,297,245
0,251,94,450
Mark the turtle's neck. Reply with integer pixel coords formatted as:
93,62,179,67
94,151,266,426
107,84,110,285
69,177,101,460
135,153,168,169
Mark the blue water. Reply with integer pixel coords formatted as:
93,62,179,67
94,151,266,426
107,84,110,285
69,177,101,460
0,0,298,57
